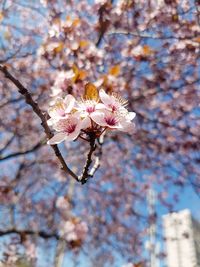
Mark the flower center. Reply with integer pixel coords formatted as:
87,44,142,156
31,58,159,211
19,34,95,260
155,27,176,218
105,116,117,126
66,124,76,134
86,106,95,114
108,104,117,112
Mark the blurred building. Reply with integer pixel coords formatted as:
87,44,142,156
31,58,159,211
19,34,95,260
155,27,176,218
163,209,200,267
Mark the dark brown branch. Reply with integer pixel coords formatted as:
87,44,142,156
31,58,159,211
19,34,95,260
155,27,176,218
107,30,200,42
0,96,23,109
0,228,60,240
96,0,114,47
88,134,104,176
0,135,15,154
195,0,200,26
79,133,97,184
0,46,22,64
0,65,101,183
0,141,43,161
0,65,79,182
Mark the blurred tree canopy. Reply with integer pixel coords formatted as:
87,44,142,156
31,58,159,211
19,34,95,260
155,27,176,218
0,0,199,266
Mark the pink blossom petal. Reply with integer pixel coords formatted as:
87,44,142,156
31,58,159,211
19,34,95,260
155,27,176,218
91,112,107,126
65,128,81,141
47,132,66,145
54,116,79,132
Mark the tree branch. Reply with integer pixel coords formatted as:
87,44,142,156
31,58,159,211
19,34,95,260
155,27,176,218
0,140,43,161
0,96,23,109
107,30,200,42
0,135,15,154
0,65,79,182
0,46,22,64
96,0,114,47
0,228,60,240
0,65,101,183
79,133,97,184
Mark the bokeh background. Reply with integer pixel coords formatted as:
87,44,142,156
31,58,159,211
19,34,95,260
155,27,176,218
0,0,200,266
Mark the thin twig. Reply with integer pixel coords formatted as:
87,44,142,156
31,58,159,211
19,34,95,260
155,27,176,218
0,228,60,240
95,0,114,47
0,140,43,161
107,30,200,42
79,133,97,184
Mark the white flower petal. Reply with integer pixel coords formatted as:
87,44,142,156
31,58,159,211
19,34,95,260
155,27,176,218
47,117,56,126
65,69,75,79
81,117,91,129
96,103,106,110
93,78,104,87
64,94,75,113
48,98,66,118
48,107,58,119
119,121,135,133
47,132,66,145
99,89,112,105
126,112,136,121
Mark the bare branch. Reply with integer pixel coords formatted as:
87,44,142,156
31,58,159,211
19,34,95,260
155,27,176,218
107,30,199,42
0,140,43,161
0,46,22,64
96,0,114,47
79,133,97,184
0,65,79,182
0,228,60,240
0,65,101,183
0,96,23,109
0,135,15,154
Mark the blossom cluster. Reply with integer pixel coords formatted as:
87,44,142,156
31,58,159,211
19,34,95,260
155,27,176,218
56,196,88,247
59,219,88,246
47,87,136,145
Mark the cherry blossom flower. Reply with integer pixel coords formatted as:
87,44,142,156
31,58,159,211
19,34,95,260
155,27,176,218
91,110,121,129
59,220,88,243
59,221,76,242
47,87,136,140
47,86,136,143
56,196,69,209
75,99,105,119
99,89,136,120
75,221,88,240
50,70,75,97
56,196,71,214
47,95,75,126
91,109,135,133
47,114,82,144
24,240,37,261
99,89,128,112
121,263,134,267
89,89,136,132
